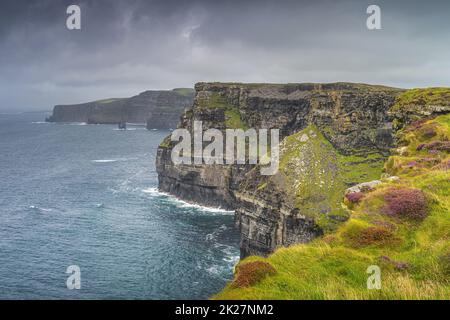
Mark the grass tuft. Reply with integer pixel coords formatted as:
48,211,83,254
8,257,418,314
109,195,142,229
344,225,399,248
345,192,365,204
231,261,277,289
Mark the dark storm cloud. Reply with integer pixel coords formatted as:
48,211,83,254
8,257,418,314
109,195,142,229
0,0,449,110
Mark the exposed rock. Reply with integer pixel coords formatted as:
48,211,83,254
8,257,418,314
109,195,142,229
46,88,194,128
385,176,400,182
345,180,382,194
395,146,409,156
299,134,309,142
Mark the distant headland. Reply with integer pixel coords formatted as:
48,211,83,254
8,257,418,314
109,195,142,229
46,88,194,129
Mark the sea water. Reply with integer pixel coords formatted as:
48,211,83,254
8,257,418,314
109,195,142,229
0,112,239,299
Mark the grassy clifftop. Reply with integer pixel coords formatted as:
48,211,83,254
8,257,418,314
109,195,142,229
391,88,450,110
215,113,450,300
390,88,450,130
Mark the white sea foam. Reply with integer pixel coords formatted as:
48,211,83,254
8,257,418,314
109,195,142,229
36,122,89,125
112,128,145,131
223,254,240,265
92,159,118,163
92,157,138,163
221,246,240,265
66,122,88,125
143,187,240,276
206,225,229,242
204,249,240,278
142,187,235,215
178,202,235,214
142,187,165,196
205,265,221,276
29,205,52,212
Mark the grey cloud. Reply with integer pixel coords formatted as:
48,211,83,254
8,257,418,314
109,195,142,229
0,0,449,110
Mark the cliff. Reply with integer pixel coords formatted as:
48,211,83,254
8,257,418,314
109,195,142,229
46,88,194,128
156,83,449,258
215,111,450,299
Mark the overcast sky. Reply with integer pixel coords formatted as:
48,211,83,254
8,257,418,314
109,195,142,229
0,0,449,111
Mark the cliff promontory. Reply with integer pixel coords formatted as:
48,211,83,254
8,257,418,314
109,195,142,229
46,88,194,128
156,83,449,259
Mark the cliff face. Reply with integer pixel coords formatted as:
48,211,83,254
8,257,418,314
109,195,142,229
156,82,447,257
46,89,194,128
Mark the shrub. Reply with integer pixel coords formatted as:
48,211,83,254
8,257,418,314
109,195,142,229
383,187,428,220
405,161,418,168
416,141,450,152
378,256,410,271
421,157,440,165
345,192,365,204
421,127,437,139
322,235,338,245
405,119,427,132
345,226,397,248
417,144,426,151
231,261,277,288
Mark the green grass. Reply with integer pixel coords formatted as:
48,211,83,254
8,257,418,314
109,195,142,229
95,98,124,104
215,113,450,300
391,88,450,112
197,92,248,129
172,88,195,97
197,92,229,109
225,109,248,130
158,136,172,148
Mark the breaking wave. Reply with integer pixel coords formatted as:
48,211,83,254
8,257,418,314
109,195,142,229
29,205,53,212
142,187,235,215
91,157,138,163
112,128,146,131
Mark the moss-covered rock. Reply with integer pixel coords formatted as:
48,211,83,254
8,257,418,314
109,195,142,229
275,126,385,230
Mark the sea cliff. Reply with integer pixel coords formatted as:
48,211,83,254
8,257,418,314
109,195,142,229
156,82,450,258
46,88,194,128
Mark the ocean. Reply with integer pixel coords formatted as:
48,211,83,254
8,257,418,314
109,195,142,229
0,112,240,299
